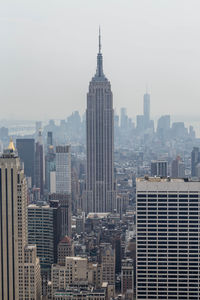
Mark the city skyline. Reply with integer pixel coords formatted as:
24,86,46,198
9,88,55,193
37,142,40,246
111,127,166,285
1,0,200,119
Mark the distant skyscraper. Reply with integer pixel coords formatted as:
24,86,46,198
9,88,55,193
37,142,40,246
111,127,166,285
86,30,115,213
56,145,71,194
0,140,41,300
45,132,55,193
49,193,71,237
35,130,44,196
151,160,168,177
16,138,35,186
143,92,150,129
157,115,170,138
136,177,200,300
120,107,128,130
136,115,144,133
191,147,200,177
171,156,185,178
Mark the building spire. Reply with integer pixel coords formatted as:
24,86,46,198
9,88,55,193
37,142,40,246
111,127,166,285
96,27,104,78
99,26,101,53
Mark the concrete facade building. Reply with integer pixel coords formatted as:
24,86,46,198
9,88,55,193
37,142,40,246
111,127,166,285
51,257,88,294
0,141,41,300
57,236,74,266
136,177,200,300
86,30,115,213
101,244,115,297
56,145,71,194
121,258,134,300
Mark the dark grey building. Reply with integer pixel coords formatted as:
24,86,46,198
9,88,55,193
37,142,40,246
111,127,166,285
151,160,168,177
191,147,200,177
16,138,35,186
85,30,115,213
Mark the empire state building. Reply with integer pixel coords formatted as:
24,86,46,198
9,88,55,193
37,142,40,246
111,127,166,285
86,30,116,213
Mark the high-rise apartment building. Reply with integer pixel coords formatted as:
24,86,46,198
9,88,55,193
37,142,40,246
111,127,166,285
16,138,35,186
136,177,200,300
0,140,41,300
28,202,57,271
56,145,71,194
86,30,115,213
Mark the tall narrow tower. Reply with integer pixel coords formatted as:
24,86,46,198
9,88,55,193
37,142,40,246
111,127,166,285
143,92,150,129
86,30,115,213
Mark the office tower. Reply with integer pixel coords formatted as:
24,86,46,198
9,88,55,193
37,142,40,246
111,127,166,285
56,145,71,194
136,115,144,132
45,144,56,193
157,115,170,138
57,236,74,266
136,177,200,300
28,202,61,274
16,138,35,186
47,131,53,147
171,122,187,138
35,130,44,196
191,147,200,177
86,30,115,213
35,121,42,134
151,160,168,177
0,141,41,300
143,93,150,129
49,193,71,237
120,107,128,130
171,156,185,178
189,125,196,139
121,258,134,300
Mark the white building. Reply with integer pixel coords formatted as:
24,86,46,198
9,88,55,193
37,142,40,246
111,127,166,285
136,177,200,300
56,145,71,194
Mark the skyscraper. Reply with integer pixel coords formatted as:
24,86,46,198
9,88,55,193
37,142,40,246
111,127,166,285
86,30,115,213
56,145,71,194
143,92,150,129
16,138,35,186
191,147,200,177
0,140,41,300
136,177,200,300
35,130,44,196
151,160,168,177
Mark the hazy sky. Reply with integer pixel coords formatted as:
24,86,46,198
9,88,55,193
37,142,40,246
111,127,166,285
1,0,200,120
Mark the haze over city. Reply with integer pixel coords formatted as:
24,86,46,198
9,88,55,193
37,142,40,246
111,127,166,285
1,0,200,120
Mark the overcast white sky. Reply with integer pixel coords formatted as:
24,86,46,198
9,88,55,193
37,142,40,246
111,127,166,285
0,0,200,120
